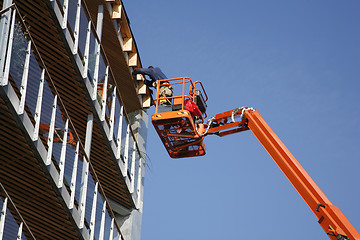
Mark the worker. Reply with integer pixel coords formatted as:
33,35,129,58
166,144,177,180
133,66,173,105
133,66,167,88
97,78,114,106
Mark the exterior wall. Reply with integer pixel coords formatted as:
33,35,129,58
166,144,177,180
0,0,148,239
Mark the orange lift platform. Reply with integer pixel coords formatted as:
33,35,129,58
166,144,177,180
151,77,208,158
150,78,360,240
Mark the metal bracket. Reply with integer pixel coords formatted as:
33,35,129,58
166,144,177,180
316,204,326,212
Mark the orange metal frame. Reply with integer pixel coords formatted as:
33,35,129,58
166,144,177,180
39,123,76,148
153,77,208,116
151,77,208,158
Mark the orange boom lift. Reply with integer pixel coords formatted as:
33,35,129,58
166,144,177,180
150,77,360,240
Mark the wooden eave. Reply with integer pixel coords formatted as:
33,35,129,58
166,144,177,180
84,0,142,113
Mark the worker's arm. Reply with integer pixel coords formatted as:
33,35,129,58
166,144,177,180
132,68,155,87
133,67,167,82
133,67,151,76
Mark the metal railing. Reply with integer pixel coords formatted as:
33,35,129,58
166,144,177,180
48,0,145,206
0,183,35,240
0,2,145,239
154,77,208,118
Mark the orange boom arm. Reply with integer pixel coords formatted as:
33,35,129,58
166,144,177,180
206,107,360,240
148,75,359,239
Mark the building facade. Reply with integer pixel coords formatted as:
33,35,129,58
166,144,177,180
0,0,150,239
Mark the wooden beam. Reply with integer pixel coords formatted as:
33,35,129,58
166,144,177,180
123,37,133,52
141,94,151,108
128,52,138,67
137,80,147,95
111,3,122,19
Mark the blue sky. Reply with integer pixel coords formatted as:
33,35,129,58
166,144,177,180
124,1,360,239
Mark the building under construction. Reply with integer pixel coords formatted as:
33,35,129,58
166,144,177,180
0,0,149,239
2,1,360,240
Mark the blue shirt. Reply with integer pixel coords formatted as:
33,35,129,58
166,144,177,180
133,67,167,87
